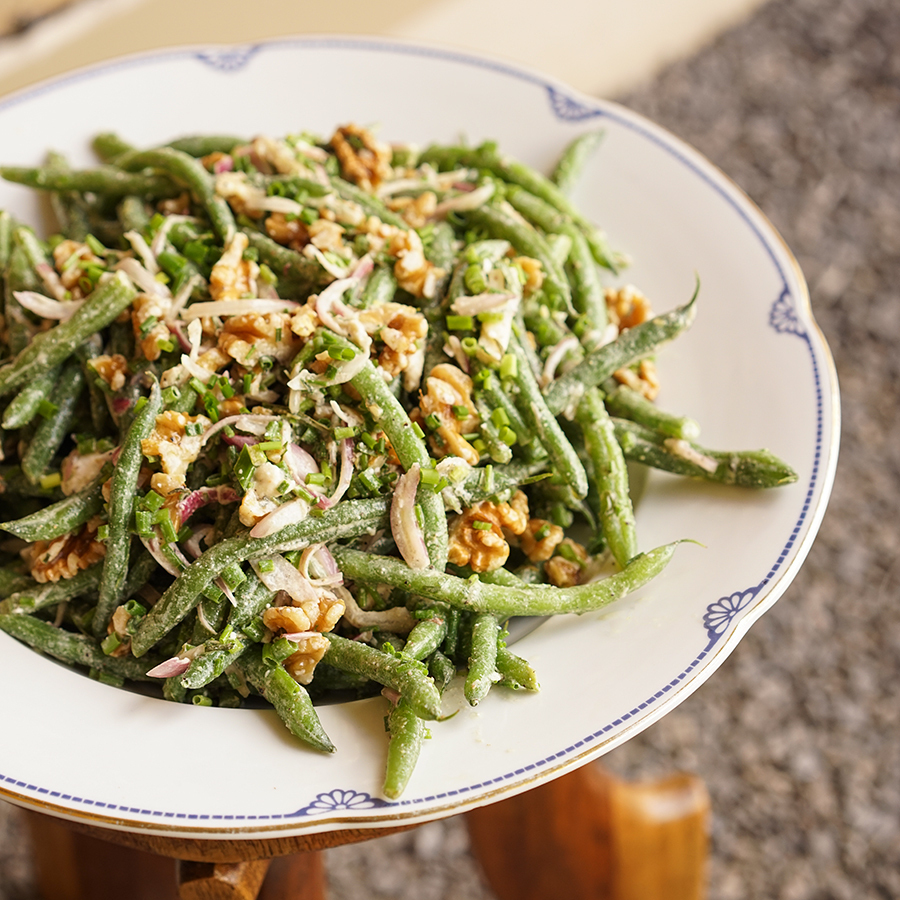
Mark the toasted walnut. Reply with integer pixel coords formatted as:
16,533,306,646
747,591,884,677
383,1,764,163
214,172,264,219
262,591,345,636
519,518,565,563
388,191,437,229
106,606,133,657
544,539,588,587
27,517,105,584
141,410,211,496
218,311,299,368
514,256,544,297
131,290,175,361
612,358,660,401
210,232,258,302
419,363,480,464
307,219,346,254
447,491,529,573
284,634,330,685
289,300,319,339
89,354,128,391
358,302,427,380
158,192,192,216
388,229,444,300
266,212,309,251
606,285,653,331
330,123,392,192
52,240,103,295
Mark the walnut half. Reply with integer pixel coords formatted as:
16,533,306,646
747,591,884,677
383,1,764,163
447,491,529,573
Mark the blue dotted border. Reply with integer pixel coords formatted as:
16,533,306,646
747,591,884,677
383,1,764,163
0,37,828,823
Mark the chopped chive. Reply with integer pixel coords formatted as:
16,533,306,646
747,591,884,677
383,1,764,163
242,373,253,394
461,336,479,356
97,524,109,541
472,519,493,530
500,353,517,380
481,464,494,493
453,405,470,420
101,633,122,655
37,400,58,419
491,408,510,429
306,472,327,486
535,523,552,542
192,695,213,707
498,426,518,446
257,558,275,573
425,413,441,431
221,563,247,591
446,314,474,331
158,516,178,544
411,422,425,439
39,472,61,490
358,468,381,493
189,376,207,396
334,426,357,440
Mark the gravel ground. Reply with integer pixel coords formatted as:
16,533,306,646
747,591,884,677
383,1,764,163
2,0,899,897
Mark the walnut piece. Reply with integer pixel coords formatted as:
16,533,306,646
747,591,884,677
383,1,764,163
358,302,427,380
141,410,211,496
26,517,105,584
388,191,437,229
447,491,529,573
605,284,653,331
419,363,480,465
209,232,258,301
519,518,565,563
388,229,444,300
52,240,103,297
330,123,392,192
544,539,588,587
266,212,309,251
218,311,300,367
612,358,660,401
88,354,128,392
284,634,330,685
262,590,345,636
514,256,544,297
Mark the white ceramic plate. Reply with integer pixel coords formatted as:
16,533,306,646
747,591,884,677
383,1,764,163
0,37,838,839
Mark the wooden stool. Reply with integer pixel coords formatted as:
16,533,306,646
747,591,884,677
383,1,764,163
23,763,709,900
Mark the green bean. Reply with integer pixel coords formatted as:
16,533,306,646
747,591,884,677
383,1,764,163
0,566,33,599
117,195,151,234
229,571,275,630
21,357,85,484
94,381,162,637
4,244,40,356
332,541,680,618
0,463,110,542
384,697,426,800
464,204,572,313
0,465,62,498
241,228,324,299
551,130,604,195
0,210,14,271
576,388,637,568
122,549,156,599
45,151,90,241
0,165,182,200
544,286,699,417
425,220,456,303
2,364,62,430
496,647,539,692
350,355,448,570
505,185,609,319
612,418,798,488
92,132,136,163
402,614,448,661
428,649,456,692
181,631,249,690
0,272,137,398
233,646,335,754
114,147,234,243
474,370,542,462
0,613,159,682
508,334,588,499
421,143,615,270
358,265,396,310
322,633,442,720
0,564,101,616
130,498,390,657
474,400,513,465
603,382,700,441
329,176,408,229
166,135,246,157
465,612,501,706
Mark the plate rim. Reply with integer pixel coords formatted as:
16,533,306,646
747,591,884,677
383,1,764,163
0,33,840,838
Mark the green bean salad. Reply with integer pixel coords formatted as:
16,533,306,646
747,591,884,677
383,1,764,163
0,125,796,798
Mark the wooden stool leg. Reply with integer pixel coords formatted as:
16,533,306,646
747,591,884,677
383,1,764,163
466,763,709,900
25,810,179,900
178,859,271,900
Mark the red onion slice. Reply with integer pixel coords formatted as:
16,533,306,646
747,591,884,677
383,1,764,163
146,656,193,679
390,463,431,570
13,290,83,321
